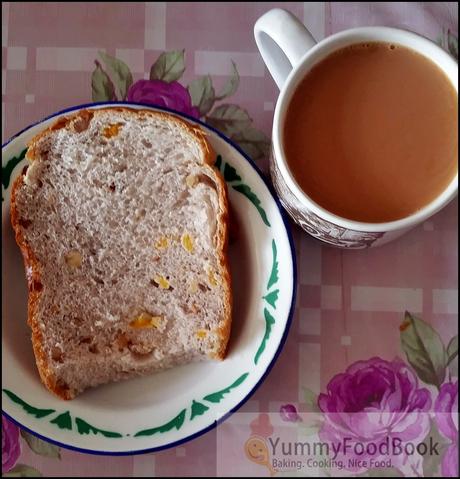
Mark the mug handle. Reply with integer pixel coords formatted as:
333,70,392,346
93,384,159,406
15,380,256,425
254,8,317,89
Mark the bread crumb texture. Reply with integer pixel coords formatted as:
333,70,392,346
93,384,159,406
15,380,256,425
11,108,231,399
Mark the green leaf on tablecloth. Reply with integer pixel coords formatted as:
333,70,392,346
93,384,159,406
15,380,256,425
188,75,215,116
447,30,458,60
216,60,240,100
449,359,458,377
447,335,458,364
422,419,450,477
150,50,185,82
231,126,271,161
438,28,458,60
75,418,122,438
303,387,320,413
190,400,209,420
134,409,186,436
91,60,116,102
223,162,241,182
20,430,61,459
206,104,252,136
447,335,458,377
2,389,55,419
232,183,270,227
50,411,72,430
298,418,322,437
2,464,42,477
98,51,133,100
400,312,447,388
203,373,249,403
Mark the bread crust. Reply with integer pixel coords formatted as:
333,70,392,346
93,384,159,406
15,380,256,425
10,107,232,399
11,175,73,399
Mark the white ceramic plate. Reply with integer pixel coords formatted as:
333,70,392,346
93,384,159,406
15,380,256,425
2,102,296,455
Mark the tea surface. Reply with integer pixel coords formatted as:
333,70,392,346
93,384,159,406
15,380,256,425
283,42,458,223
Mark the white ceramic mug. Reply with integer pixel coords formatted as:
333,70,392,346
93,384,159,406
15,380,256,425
254,9,458,248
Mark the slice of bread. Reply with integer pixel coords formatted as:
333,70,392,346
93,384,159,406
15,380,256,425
11,107,231,400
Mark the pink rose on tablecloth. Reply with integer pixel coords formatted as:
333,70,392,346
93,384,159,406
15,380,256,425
318,357,431,475
127,80,200,118
279,404,302,423
2,416,21,473
435,381,458,477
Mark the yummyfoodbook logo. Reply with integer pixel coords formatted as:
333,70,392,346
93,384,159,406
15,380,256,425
216,412,452,477
244,434,440,475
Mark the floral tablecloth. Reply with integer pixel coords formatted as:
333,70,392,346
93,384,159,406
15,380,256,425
2,2,458,477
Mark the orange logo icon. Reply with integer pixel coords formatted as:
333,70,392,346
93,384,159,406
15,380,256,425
244,413,277,476
244,435,277,476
